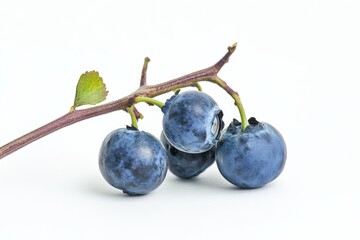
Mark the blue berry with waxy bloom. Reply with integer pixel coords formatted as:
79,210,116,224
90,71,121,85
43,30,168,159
160,132,215,178
99,126,168,195
162,90,224,154
216,117,286,189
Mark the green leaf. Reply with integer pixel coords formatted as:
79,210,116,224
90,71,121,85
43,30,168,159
71,71,108,111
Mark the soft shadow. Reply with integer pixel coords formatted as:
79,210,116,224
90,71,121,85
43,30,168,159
167,170,273,193
81,170,274,198
226,184,272,192
166,171,233,192
80,177,152,200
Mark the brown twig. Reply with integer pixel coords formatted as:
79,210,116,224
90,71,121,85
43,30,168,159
0,43,238,160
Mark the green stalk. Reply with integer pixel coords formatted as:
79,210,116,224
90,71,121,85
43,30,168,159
134,97,165,109
209,76,249,132
231,94,249,131
127,106,138,128
195,83,202,91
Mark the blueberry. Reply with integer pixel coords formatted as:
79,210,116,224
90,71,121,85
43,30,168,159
99,127,168,195
216,118,287,189
160,132,215,178
162,90,224,153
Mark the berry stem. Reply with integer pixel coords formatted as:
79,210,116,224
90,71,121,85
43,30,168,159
134,97,165,109
0,44,238,160
194,83,202,91
127,106,138,128
232,94,249,132
209,76,249,131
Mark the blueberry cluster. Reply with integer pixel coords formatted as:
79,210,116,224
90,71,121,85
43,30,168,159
98,91,286,195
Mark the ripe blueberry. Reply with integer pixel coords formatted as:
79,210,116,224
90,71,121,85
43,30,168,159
160,132,215,178
99,127,168,195
216,118,286,189
162,90,224,153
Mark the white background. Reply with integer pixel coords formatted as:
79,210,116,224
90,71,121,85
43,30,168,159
1,0,359,239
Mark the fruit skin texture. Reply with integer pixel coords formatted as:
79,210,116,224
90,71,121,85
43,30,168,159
162,90,223,154
160,132,215,178
99,127,168,195
216,118,286,189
